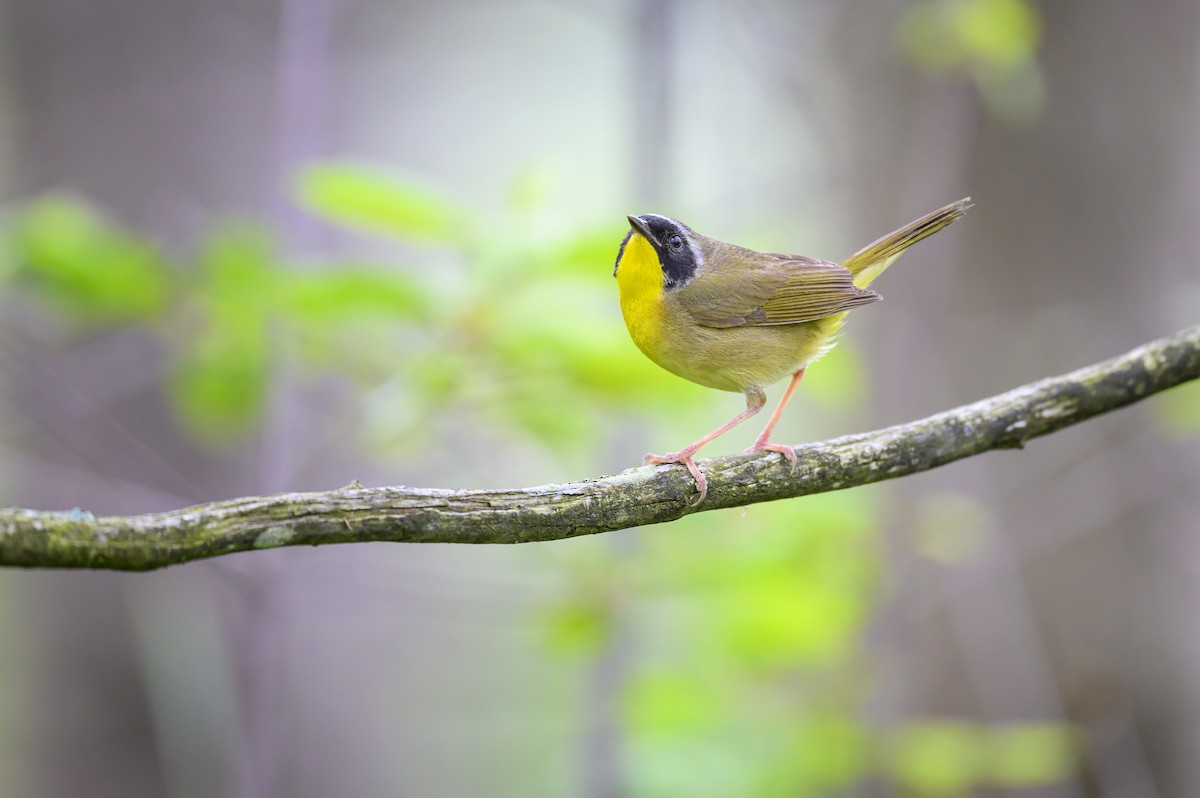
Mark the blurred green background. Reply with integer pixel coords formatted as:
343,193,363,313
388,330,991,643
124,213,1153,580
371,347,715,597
1,0,1198,796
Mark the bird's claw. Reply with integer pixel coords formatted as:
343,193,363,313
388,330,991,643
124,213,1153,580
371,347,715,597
644,451,708,506
745,442,798,475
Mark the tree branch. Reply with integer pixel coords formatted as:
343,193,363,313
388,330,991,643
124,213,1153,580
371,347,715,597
3,325,1199,571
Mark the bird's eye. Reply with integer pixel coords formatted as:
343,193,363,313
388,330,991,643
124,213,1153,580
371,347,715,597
668,234,684,250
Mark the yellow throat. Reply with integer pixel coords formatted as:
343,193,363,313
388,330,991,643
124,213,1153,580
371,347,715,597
614,232,666,358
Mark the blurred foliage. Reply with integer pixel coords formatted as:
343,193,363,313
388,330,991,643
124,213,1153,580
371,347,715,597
889,721,1076,795
0,169,695,451
168,225,276,438
2,192,435,442
0,163,1085,795
10,195,172,324
1152,380,1200,438
296,162,467,243
897,0,1046,123
545,493,1077,795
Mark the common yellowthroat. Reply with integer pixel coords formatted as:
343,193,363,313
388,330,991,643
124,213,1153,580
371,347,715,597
614,198,971,503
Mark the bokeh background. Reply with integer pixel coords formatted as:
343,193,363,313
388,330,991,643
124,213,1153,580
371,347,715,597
1,0,1199,795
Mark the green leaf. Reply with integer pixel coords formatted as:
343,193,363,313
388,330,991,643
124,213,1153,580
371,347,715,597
541,598,612,656
898,0,1041,72
194,223,275,314
166,224,274,441
787,715,871,789
985,724,1076,787
625,671,725,738
485,276,692,405
281,266,433,325
12,194,172,323
498,378,603,453
950,0,1041,70
168,318,268,442
717,573,864,668
295,162,467,244
890,721,983,795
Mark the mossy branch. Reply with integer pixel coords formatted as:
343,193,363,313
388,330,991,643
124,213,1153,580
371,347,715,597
3,325,1199,572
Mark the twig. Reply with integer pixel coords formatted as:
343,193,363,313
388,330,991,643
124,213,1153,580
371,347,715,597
3,325,1198,571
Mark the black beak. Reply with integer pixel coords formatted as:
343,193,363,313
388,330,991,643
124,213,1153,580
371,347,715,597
626,215,657,245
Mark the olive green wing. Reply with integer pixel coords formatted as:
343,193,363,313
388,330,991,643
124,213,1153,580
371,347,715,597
680,253,881,329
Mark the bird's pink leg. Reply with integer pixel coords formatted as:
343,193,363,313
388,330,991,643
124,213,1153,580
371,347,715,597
644,388,766,505
745,368,805,473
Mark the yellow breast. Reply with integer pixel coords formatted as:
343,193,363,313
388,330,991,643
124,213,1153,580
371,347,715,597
615,234,667,360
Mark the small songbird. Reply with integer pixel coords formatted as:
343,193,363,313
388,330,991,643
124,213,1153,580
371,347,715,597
613,198,971,503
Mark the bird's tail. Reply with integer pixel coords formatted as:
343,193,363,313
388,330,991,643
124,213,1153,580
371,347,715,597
841,198,972,289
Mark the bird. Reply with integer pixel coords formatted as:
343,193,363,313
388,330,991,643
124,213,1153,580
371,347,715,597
613,198,971,504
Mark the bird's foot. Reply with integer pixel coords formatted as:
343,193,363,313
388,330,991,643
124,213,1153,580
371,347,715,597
745,441,798,475
643,450,708,506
